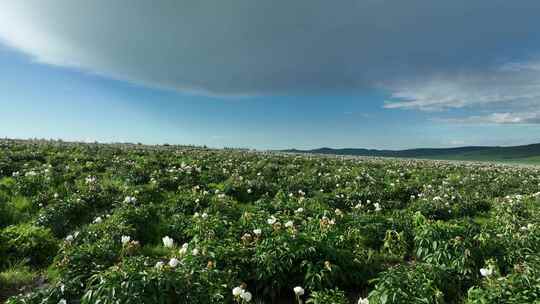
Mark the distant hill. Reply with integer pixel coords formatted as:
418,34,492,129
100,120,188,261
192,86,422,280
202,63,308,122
282,143,540,164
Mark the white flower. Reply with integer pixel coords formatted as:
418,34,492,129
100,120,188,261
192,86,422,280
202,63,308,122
162,236,174,248
293,286,305,296
295,207,304,213
192,248,199,256
253,229,262,236
93,216,102,224
285,220,294,228
179,243,189,255
201,212,208,219
480,267,493,277
123,196,137,204
358,297,369,304
65,235,74,242
121,235,131,245
267,216,277,225
240,291,252,302
247,188,252,194
169,258,180,268
58,299,67,304
374,203,382,212
155,261,164,269
232,286,244,296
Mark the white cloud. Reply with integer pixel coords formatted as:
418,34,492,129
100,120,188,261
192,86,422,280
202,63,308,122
435,112,540,125
383,62,540,122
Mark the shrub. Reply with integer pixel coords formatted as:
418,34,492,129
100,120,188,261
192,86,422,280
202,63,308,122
466,257,540,304
306,288,349,304
368,263,462,304
0,224,58,269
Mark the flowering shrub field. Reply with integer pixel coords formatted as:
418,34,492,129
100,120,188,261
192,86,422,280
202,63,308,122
1,139,540,303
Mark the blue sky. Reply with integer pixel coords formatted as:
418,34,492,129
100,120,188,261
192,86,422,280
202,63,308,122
1,1,540,149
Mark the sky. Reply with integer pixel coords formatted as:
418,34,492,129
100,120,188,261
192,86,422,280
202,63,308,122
1,0,540,150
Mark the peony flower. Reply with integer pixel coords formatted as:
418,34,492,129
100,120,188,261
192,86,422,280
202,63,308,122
179,242,189,255
293,286,305,296
169,258,180,268
155,261,164,269
267,216,277,225
123,196,137,204
232,286,244,296
480,267,493,277
358,297,369,304
162,236,174,248
121,235,131,245
240,291,252,302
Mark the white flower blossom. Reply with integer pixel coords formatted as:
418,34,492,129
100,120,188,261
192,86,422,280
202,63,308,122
358,297,369,304
232,286,243,296
179,243,189,255
480,267,493,277
267,216,277,225
169,258,180,268
121,235,131,245
293,286,305,296
162,236,174,248
123,196,137,204
240,291,252,302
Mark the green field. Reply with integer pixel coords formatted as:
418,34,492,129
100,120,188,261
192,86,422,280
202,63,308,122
1,139,540,303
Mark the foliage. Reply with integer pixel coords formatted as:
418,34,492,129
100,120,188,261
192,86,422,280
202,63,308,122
0,139,539,303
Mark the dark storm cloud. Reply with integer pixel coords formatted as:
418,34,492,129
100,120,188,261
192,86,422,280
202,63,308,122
1,0,540,106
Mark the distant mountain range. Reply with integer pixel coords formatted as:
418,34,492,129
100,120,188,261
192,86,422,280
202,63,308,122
282,143,540,164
